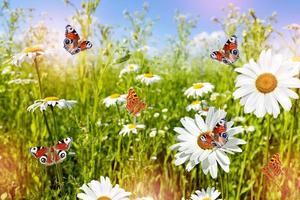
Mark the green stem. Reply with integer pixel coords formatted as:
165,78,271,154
257,115,271,199
34,58,43,98
219,171,225,199
115,103,122,119
42,112,53,140
287,78,299,163
50,107,64,189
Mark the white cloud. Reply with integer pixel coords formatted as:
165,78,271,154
189,31,226,57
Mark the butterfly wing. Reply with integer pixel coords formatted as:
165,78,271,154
210,51,232,65
78,40,93,52
262,153,283,181
52,137,73,164
29,146,54,166
132,101,146,116
126,88,146,116
64,25,81,55
223,35,239,63
198,133,216,150
54,137,73,151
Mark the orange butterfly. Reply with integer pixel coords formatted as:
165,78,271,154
197,133,216,150
262,153,284,181
126,88,146,116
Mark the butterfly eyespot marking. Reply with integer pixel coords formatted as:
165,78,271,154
231,49,239,55
66,25,74,32
63,137,72,144
30,147,38,154
39,155,47,164
74,48,80,54
58,150,67,159
221,132,228,139
229,35,237,43
200,135,207,142
64,38,72,45
86,41,92,49
210,52,217,59
222,58,230,64
217,119,226,126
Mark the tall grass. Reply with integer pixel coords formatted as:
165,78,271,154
0,1,299,200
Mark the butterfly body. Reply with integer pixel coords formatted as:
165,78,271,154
262,153,284,181
30,137,73,166
126,88,146,116
210,35,239,64
64,25,92,55
197,133,217,150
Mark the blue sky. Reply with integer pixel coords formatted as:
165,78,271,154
5,0,300,46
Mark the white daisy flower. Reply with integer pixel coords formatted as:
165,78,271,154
190,187,221,200
171,107,246,179
27,96,77,112
103,93,127,107
119,123,145,136
186,100,202,112
12,46,46,66
184,83,214,98
119,64,140,77
233,49,300,118
186,100,209,115
77,176,131,200
136,73,161,85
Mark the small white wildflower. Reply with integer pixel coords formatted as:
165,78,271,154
162,108,168,113
153,112,160,118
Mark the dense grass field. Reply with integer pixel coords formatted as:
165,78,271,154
0,1,300,199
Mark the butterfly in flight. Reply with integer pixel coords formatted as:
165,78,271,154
262,153,284,181
126,87,146,116
210,35,239,65
30,137,73,166
63,25,92,55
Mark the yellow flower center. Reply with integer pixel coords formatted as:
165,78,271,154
144,73,154,78
23,47,44,53
292,56,300,62
43,96,59,101
97,196,111,200
110,93,120,99
192,100,201,105
255,73,277,94
128,124,137,129
128,65,135,70
202,197,211,200
193,83,204,89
